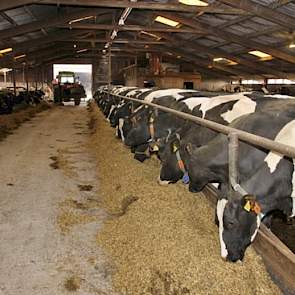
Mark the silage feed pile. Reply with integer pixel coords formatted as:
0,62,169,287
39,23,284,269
91,104,281,295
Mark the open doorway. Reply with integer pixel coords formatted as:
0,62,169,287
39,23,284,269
53,64,92,99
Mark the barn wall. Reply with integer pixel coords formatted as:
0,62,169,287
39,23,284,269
124,66,201,89
197,79,231,91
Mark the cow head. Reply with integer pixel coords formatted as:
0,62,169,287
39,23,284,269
217,195,262,262
158,136,192,185
124,115,150,147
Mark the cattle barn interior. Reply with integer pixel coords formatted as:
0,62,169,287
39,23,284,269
0,1,295,295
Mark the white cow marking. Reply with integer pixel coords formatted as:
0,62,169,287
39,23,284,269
157,175,170,186
127,88,150,97
264,120,295,173
107,105,116,120
199,92,251,118
217,199,229,259
144,89,199,103
118,118,125,142
182,97,210,110
264,120,295,217
221,97,257,123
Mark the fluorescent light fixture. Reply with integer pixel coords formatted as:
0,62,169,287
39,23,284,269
14,54,26,60
69,15,94,25
76,49,88,53
0,47,13,54
213,57,238,65
179,0,208,6
248,50,272,60
289,43,295,48
155,16,180,27
213,57,224,62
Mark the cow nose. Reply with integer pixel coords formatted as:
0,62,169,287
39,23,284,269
188,183,198,193
226,252,243,263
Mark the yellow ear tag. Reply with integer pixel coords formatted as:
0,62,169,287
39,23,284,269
244,201,251,212
153,145,159,152
172,144,178,153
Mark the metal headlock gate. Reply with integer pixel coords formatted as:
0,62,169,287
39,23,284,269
102,89,295,294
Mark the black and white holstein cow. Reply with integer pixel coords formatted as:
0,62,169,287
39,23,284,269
104,87,137,121
216,114,295,262
123,89,207,148
122,89,204,161
110,88,153,129
158,95,295,185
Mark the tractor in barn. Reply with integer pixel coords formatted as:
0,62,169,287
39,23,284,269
53,71,86,105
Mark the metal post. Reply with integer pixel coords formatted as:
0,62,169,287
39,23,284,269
134,56,137,86
108,46,111,98
228,132,239,199
12,67,17,96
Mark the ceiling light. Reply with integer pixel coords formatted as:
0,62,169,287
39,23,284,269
155,16,180,27
69,16,94,25
213,57,238,65
76,49,88,53
179,0,208,6
0,47,13,55
289,43,295,48
14,54,26,60
248,50,273,60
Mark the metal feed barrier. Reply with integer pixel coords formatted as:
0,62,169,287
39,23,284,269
102,89,295,294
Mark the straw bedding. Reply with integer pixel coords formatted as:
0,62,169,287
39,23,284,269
90,103,281,295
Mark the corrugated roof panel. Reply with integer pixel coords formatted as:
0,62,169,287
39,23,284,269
0,17,12,30
196,38,223,47
218,43,245,53
247,16,274,26
5,7,34,25
226,24,255,35
277,2,295,16
197,14,227,26
256,35,283,44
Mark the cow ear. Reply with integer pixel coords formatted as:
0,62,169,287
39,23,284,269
185,143,193,155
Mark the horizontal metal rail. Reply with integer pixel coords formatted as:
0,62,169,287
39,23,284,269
102,90,295,159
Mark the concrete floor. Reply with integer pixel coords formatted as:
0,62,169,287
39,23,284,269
0,103,118,295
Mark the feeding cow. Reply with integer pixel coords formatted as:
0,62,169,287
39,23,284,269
158,96,295,185
217,117,295,262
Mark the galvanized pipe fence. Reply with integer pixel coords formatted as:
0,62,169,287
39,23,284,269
102,90,295,196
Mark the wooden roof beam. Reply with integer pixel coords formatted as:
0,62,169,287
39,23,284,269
0,0,31,12
0,9,108,41
60,23,205,34
157,32,287,78
34,0,249,15
219,0,295,30
159,12,295,64
66,38,168,45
